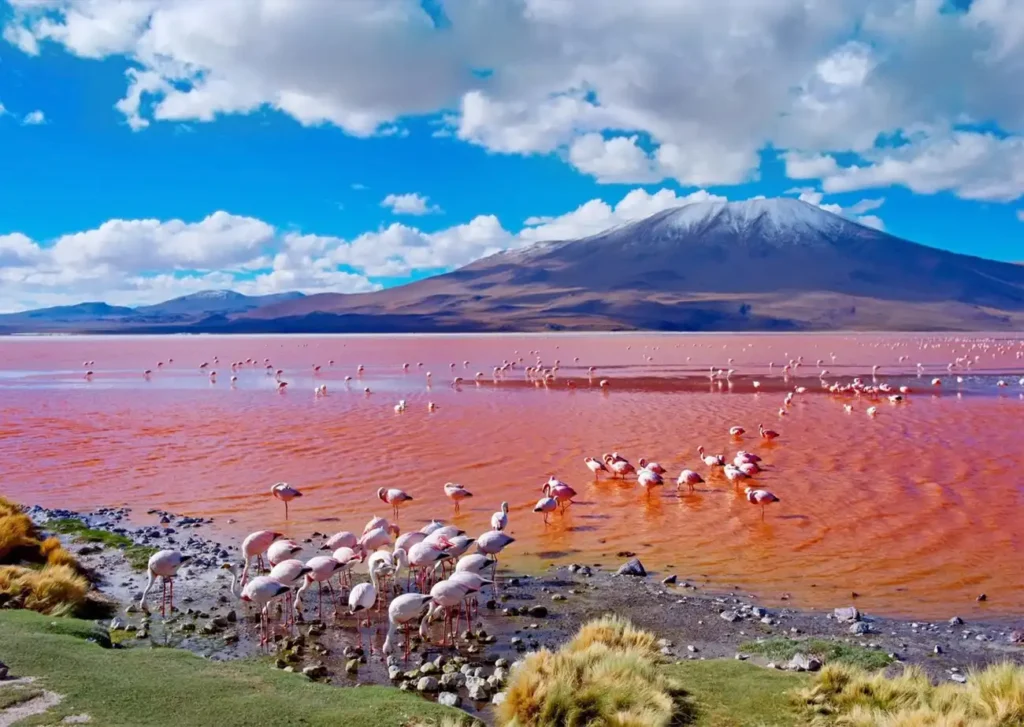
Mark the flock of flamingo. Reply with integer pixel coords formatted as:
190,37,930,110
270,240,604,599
114,336,1024,662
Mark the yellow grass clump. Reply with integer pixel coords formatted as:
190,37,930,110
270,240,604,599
801,662,1024,726
496,616,689,727
40,536,80,569
0,495,22,518
0,564,89,615
0,512,37,561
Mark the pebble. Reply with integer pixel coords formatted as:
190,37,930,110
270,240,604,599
437,692,461,707
720,610,740,623
616,558,646,577
950,673,968,683
662,575,677,585
416,676,439,693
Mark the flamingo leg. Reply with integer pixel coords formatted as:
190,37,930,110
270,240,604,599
404,623,411,663
169,578,174,614
160,579,167,617
285,500,289,519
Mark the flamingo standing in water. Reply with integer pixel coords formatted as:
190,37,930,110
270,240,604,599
491,502,509,531
729,426,746,437
603,454,635,479
139,550,191,616
698,446,725,467
534,495,558,524
637,458,665,475
270,482,302,518
377,487,413,520
636,468,664,495
584,456,609,479
476,531,515,589
239,575,290,648
443,483,473,514
745,487,780,520
349,562,388,650
323,530,358,551
543,477,577,511
382,593,433,662
296,556,345,621
267,539,302,566
758,424,780,441
269,559,312,622
447,570,492,625
241,530,283,584
424,579,469,647
676,469,704,492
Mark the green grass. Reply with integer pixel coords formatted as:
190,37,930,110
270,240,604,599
0,683,44,710
664,660,805,727
739,637,894,671
46,518,157,570
0,610,466,727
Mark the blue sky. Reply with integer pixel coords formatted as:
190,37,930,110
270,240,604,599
0,0,1022,312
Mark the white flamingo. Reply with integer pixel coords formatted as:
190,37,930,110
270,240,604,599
491,501,510,531
139,550,191,616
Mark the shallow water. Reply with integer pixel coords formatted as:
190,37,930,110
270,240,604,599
2,333,1023,619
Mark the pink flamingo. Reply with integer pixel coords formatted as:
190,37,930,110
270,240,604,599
377,487,413,520
697,446,725,467
491,502,509,531
424,579,468,647
637,468,664,495
323,530,358,551
267,539,302,566
349,562,387,650
443,482,473,514
745,487,781,520
603,454,635,479
758,423,780,441
239,576,290,648
676,469,704,492
543,477,577,511
240,530,283,585
139,550,191,617
295,556,344,621
382,593,432,662
270,482,302,518
637,458,665,475
534,495,558,524
269,559,312,623
584,456,609,479
729,426,746,437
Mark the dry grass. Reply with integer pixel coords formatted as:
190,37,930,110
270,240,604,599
0,564,90,615
39,536,80,569
801,662,1024,726
0,495,22,518
0,512,38,561
497,616,691,727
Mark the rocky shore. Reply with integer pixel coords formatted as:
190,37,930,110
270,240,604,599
24,504,1024,722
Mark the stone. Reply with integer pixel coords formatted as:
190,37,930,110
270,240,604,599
687,645,699,653
949,616,963,626
222,632,239,644
751,607,767,618
551,594,566,602
0,661,8,680
950,673,968,684
720,610,740,623
302,664,328,679
662,574,677,585
388,665,402,681
417,676,439,693
735,653,749,661
345,659,360,674
493,667,508,683
976,594,987,602
492,692,507,706
527,605,548,618
110,617,127,630
616,558,646,577
850,622,872,635
439,672,466,690
437,692,461,708
419,662,438,675
834,606,860,623
1009,631,1024,644
467,678,491,701
657,638,673,648
788,653,822,672
934,645,943,654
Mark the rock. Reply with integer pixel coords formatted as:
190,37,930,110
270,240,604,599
416,676,439,693
110,617,127,630
934,645,943,654
437,692,461,708
302,664,328,679
528,605,548,618
345,659,360,674
492,692,507,706
466,677,491,701
1009,631,1024,644
735,653,749,661
659,647,673,656
551,594,566,602
950,673,967,684
617,558,646,577
788,653,822,672
720,610,740,623
751,607,767,618
493,667,509,683
662,574,677,585
388,665,403,681
976,593,987,602
657,638,673,648
834,606,860,623
419,662,438,676
222,632,239,644
850,622,872,635
495,658,509,668
0,661,8,680
274,658,287,669
687,645,699,653
949,616,963,626
439,672,466,690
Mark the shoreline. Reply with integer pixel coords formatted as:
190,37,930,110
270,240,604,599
19,503,1024,722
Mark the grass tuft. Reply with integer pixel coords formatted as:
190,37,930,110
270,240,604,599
497,616,692,727
800,661,1024,726
0,513,38,561
741,637,894,670
0,564,90,615
0,683,45,710
0,495,23,518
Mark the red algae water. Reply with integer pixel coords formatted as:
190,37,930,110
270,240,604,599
2,333,1023,620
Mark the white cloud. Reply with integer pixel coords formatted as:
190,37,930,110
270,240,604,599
4,0,1024,200
1017,210,1024,222
381,193,441,216
22,110,45,125
784,187,887,230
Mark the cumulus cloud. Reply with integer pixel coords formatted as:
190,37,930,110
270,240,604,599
0,187,730,311
4,0,1023,198
1017,210,1024,222
785,187,887,230
381,193,441,216
22,109,45,125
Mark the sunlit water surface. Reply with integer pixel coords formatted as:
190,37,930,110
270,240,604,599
2,333,1023,620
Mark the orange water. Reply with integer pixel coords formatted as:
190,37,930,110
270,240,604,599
2,333,1023,619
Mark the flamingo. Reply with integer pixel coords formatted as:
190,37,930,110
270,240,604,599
267,539,303,566
723,464,748,487
269,559,313,622
758,424,780,441
636,468,664,495
603,454,635,479
295,556,345,621
349,562,388,650
637,458,665,475
729,426,746,437
446,571,493,629
584,456,609,479
241,530,283,585
676,469,704,492
139,550,191,616
420,520,446,536
491,501,509,531
455,554,495,575
323,530,358,551
270,482,302,518
543,477,577,511
443,483,473,514
395,530,427,553
534,496,558,524
745,487,780,520
331,546,365,589
407,541,451,591
425,579,468,647
476,531,515,588
382,593,433,662
239,576,290,648
698,446,725,467
377,487,413,520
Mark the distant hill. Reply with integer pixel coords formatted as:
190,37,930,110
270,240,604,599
135,290,305,319
2,200,1023,333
